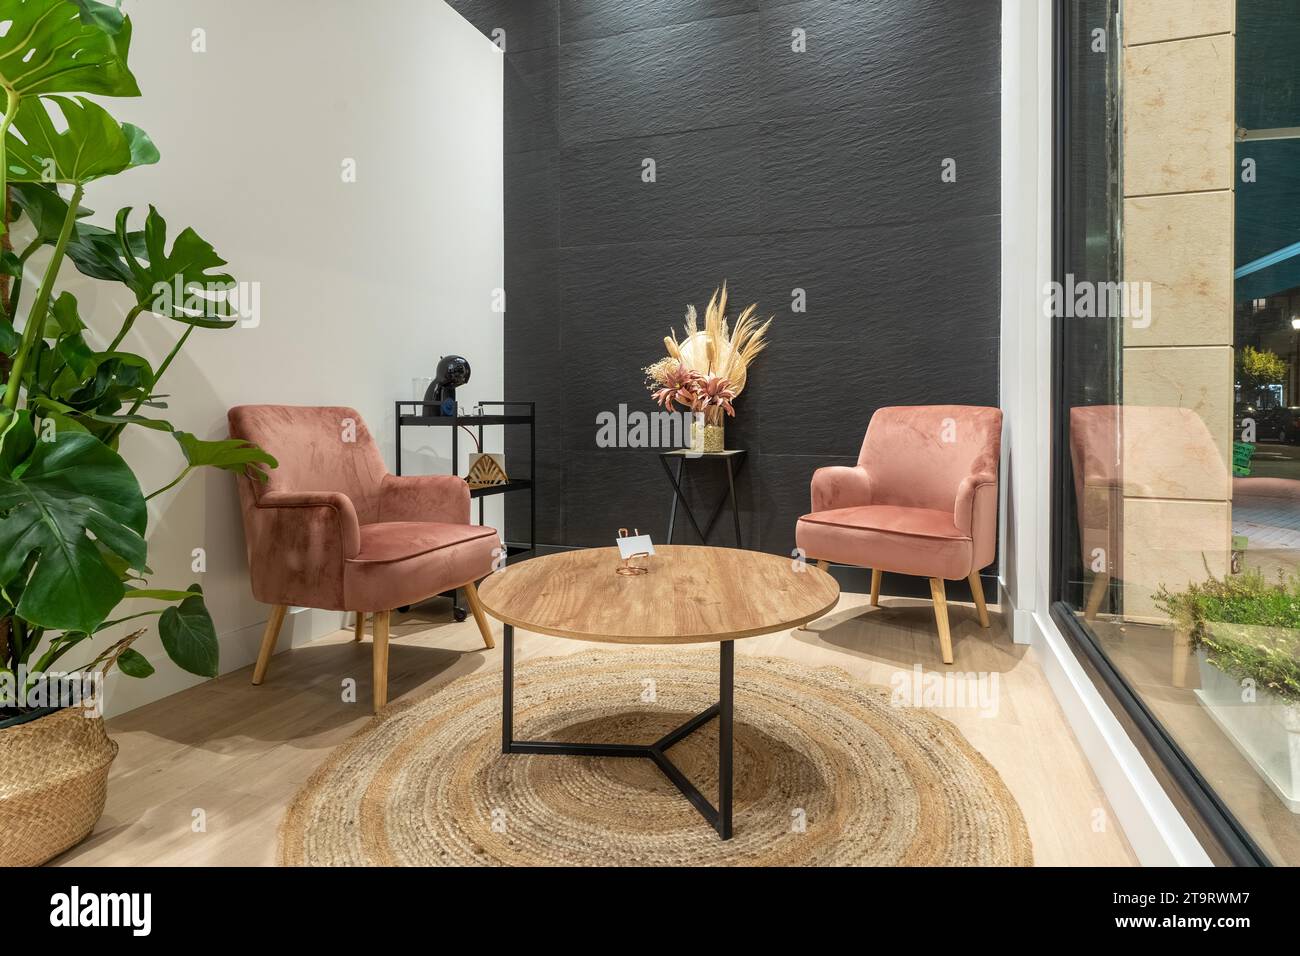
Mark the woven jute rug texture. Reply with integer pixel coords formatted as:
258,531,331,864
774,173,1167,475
279,649,1032,866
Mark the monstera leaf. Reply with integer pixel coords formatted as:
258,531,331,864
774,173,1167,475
66,217,143,284
0,322,19,357
114,647,154,678
173,431,277,479
69,0,128,37
0,416,147,633
115,206,237,326
4,94,157,185
158,584,218,677
9,182,94,244
47,291,85,336
50,353,148,401
11,183,137,281
11,192,237,327
0,0,139,98
22,321,165,438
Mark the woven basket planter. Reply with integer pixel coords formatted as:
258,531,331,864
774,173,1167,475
0,706,117,866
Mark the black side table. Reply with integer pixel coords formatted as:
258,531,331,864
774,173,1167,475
659,449,747,548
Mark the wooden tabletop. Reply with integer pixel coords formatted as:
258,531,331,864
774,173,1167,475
476,545,840,645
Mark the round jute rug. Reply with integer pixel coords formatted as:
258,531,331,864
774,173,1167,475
279,649,1033,866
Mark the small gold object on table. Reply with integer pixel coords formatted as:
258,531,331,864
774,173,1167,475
615,528,653,575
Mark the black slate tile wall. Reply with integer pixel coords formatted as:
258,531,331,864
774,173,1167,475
447,0,1001,557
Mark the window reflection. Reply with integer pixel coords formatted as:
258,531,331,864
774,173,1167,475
1057,0,1300,865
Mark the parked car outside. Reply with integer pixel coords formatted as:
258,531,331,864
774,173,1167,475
1235,403,1300,443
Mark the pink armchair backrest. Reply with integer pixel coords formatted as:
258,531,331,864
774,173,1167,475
228,405,389,524
1069,404,1228,578
1070,404,1123,581
859,405,1003,513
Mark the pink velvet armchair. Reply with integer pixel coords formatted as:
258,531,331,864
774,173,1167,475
795,405,1002,664
228,405,500,712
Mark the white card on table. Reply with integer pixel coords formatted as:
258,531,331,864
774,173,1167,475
617,534,655,559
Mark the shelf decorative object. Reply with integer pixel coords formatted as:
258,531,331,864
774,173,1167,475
467,452,508,489
644,283,771,453
450,410,508,489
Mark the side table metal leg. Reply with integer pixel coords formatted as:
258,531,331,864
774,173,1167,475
725,457,742,549
719,640,734,839
502,623,514,754
661,454,706,542
666,456,684,543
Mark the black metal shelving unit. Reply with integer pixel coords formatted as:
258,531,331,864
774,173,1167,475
393,400,535,560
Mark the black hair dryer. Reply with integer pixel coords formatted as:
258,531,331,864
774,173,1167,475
423,355,471,416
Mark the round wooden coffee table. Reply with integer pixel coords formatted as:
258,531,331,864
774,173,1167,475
474,545,840,839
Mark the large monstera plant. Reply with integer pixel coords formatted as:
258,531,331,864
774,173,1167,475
0,0,273,706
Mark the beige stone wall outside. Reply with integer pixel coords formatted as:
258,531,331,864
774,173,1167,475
1119,0,1235,621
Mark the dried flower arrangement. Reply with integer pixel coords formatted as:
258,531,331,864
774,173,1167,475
643,284,771,450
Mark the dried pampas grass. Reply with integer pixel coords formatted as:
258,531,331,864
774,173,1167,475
661,283,772,396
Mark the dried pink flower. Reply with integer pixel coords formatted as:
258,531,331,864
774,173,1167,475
650,361,703,411
695,373,737,417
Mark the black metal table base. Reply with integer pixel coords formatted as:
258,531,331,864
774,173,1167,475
501,624,734,839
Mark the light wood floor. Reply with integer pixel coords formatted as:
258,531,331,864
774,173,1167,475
56,590,1136,866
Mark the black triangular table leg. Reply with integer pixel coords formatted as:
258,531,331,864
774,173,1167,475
501,623,736,839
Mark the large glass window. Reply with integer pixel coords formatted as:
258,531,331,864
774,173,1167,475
1054,0,1298,866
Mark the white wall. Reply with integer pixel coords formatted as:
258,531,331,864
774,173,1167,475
16,0,504,715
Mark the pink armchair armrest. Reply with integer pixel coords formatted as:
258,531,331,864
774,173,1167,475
256,490,362,558
954,472,998,576
242,490,359,609
953,472,996,536
810,465,874,512
378,473,471,525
